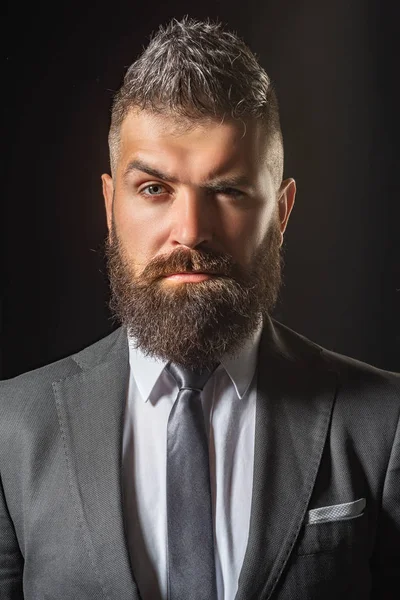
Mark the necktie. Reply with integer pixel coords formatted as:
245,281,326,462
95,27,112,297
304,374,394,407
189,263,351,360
165,361,219,600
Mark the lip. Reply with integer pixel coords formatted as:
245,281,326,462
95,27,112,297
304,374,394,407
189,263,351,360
164,272,217,282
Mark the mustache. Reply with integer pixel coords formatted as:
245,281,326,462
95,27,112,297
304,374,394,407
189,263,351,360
135,246,244,283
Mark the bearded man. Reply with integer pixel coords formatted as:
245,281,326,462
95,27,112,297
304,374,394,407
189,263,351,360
1,17,399,600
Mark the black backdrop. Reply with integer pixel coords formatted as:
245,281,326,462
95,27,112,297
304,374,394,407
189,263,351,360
2,0,399,378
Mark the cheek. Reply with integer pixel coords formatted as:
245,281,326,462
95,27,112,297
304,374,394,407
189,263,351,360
223,205,274,265
113,200,163,263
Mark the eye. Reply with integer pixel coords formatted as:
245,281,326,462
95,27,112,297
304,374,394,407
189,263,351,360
141,183,168,196
216,187,245,199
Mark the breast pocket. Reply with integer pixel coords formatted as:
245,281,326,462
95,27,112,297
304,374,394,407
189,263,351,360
297,498,366,555
281,510,371,600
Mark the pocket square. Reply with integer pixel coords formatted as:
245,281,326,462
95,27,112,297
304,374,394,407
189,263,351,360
305,498,366,525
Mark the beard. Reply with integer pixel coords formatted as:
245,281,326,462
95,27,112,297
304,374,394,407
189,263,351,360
106,217,283,372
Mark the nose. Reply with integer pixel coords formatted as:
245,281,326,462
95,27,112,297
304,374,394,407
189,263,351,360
170,189,214,249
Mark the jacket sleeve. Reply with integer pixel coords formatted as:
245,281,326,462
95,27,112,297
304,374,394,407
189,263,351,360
370,410,400,598
0,475,24,599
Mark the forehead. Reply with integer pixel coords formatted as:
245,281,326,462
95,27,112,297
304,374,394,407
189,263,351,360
117,110,270,180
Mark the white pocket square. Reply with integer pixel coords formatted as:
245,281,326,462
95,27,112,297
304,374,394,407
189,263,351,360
305,498,366,525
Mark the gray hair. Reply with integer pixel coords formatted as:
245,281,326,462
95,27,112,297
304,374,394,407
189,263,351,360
108,17,284,184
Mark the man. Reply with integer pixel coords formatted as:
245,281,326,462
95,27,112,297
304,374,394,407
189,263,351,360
0,16,399,600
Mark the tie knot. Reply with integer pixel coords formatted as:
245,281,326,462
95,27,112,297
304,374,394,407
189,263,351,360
166,362,219,392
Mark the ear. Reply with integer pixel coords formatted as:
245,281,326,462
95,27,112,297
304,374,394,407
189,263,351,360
101,174,114,236
277,178,296,245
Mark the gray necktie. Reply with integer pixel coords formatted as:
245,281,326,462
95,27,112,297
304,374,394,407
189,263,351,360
165,361,219,600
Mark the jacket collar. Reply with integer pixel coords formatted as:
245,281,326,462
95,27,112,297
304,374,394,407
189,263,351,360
235,317,337,600
54,325,139,599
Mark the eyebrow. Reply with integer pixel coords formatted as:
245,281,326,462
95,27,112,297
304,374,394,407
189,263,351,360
123,159,252,191
123,160,179,183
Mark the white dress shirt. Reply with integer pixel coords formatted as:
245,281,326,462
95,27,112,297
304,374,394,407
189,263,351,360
122,322,262,600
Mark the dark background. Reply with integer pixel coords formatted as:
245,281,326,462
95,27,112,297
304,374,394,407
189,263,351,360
2,0,399,378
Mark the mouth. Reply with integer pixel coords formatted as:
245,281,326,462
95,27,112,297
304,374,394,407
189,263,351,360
163,272,219,282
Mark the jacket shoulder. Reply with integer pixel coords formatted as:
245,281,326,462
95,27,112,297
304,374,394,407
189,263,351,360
271,318,399,390
0,327,125,413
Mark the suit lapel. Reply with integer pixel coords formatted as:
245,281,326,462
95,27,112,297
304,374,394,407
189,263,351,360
53,327,140,600
236,320,337,600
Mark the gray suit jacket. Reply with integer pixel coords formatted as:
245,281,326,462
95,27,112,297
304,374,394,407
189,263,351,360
1,318,399,599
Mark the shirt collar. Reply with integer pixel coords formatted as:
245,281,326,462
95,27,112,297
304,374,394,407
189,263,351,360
128,319,263,403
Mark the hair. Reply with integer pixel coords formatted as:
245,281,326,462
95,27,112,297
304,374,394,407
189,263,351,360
108,16,284,184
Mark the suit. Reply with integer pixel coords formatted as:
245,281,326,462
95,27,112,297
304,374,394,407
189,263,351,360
1,317,399,599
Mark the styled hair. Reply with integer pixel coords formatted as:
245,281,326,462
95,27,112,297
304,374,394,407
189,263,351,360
109,17,284,184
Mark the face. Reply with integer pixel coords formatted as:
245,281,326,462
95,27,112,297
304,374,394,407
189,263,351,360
102,110,295,371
